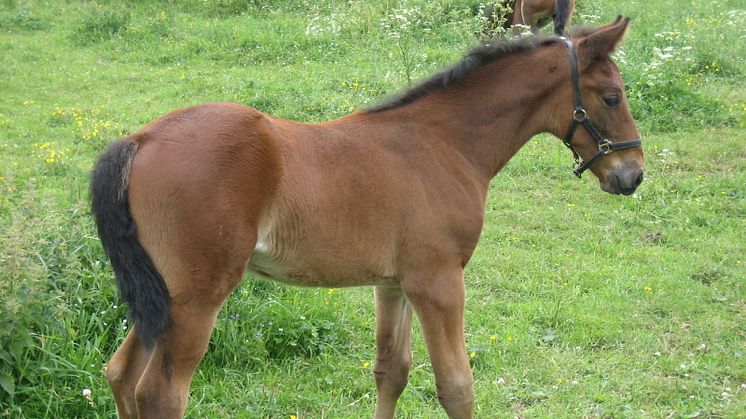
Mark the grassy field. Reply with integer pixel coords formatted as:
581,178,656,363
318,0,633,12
1,0,744,417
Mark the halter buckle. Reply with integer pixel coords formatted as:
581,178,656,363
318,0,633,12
599,139,613,154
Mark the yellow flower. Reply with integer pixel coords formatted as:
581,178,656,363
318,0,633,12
363,361,370,368
469,351,476,358
644,286,653,293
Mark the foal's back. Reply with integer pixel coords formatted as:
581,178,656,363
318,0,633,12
128,102,486,289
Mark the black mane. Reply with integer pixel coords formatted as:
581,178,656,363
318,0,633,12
366,35,560,114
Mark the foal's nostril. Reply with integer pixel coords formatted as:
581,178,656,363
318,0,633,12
634,171,644,187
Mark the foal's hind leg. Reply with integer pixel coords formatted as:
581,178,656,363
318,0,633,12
130,230,253,418
126,196,259,417
107,327,151,418
373,286,413,419
121,124,278,417
133,273,243,418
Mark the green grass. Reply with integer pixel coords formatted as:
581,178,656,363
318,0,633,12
1,0,744,417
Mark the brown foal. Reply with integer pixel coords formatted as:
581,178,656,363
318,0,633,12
91,18,643,419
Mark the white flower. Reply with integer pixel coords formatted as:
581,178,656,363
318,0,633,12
82,388,92,397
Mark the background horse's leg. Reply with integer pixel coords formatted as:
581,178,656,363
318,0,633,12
107,327,151,418
554,0,574,35
403,269,473,419
373,286,413,419
512,0,526,36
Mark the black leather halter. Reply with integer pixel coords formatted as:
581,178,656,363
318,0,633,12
561,38,642,178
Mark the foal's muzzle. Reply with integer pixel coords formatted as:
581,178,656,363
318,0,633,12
603,165,644,195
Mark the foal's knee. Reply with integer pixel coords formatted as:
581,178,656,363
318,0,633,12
373,353,411,396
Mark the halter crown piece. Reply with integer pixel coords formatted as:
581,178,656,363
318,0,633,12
560,37,642,178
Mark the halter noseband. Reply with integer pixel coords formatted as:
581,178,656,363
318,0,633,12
560,38,642,178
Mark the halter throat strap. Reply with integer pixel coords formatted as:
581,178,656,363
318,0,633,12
560,38,642,178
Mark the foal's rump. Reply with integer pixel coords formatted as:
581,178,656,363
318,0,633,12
91,103,282,345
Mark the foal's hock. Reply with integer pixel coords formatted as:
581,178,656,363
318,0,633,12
91,17,643,419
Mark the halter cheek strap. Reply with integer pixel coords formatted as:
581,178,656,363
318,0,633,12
561,38,642,178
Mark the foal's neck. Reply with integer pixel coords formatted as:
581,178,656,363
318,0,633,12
369,44,566,184
447,46,565,180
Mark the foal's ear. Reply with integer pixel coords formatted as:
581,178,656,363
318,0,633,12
577,16,631,67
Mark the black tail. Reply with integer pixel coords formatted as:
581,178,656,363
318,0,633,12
90,139,170,347
554,0,573,35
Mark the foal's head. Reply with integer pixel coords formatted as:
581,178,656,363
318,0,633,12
548,17,644,195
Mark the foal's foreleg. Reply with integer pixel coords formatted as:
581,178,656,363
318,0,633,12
373,286,413,419
403,270,473,419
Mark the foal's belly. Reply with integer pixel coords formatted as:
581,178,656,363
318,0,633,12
247,240,399,288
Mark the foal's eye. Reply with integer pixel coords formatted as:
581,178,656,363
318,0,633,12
602,95,620,107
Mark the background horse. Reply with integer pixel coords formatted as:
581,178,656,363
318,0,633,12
483,0,575,35
91,17,642,419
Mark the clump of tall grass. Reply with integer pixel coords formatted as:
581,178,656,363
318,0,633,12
0,2,47,31
0,191,122,415
73,4,130,44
